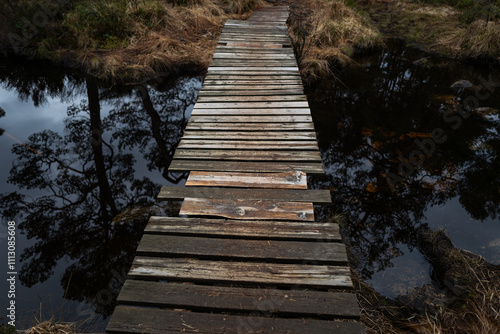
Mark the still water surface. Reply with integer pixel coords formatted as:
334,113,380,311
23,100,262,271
0,43,499,330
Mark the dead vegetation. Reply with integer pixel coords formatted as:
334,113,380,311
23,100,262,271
25,320,78,334
1,0,265,83
287,0,383,81
357,0,500,63
353,229,500,334
68,0,266,82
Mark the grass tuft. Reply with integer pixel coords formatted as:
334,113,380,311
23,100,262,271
25,319,78,334
289,0,383,82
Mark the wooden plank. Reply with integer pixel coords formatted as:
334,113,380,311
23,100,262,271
210,61,298,67
215,46,293,53
107,306,365,334
177,139,318,150
196,95,307,102
173,149,322,162
212,53,295,59
181,131,316,140
219,32,289,37
223,42,287,48
204,75,301,80
117,281,360,318
180,198,315,221
188,116,311,123
185,122,314,131
129,257,353,288
157,186,331,203
202,83,303,88
197,89,304,96
218,40,292,46
145,217,339,240
137,234,347,263
194,102,309,109
168,160,326,175
207,66,298,71
185,171,307,189
191,108,311,115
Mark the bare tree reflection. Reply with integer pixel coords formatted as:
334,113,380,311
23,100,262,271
308,46,500,281
0,69,198,319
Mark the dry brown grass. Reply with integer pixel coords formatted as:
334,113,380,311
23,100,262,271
58,0,265,82
25,320,78,334
288,0,383,81
437,19,500,60
353,229,500,334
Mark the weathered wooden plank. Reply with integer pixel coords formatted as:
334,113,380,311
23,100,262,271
191,108,311,115
181,131,316,140
210,60,297,66
180,198,315,221
219,31,289,37
145,217,339,240
137,234,347,263
207,66,299,71
210,61,298,67
202,83,303,88
168,160,326,175
218,40,292,46
107,306,365,334
185,122,314,131
173,149,322,162
129,257,353,288
117,281,360,318
204,75,301,80
185,171,307,189
215,45,292,52
223,42,287,48
212,53,295,59
194,102,309,109
157,186,331,203
177,139,318,150
196,95,307,102
198,89,304,96
188,115,311,123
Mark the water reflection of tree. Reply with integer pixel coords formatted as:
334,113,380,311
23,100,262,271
0,69,198,319
308,49,500,280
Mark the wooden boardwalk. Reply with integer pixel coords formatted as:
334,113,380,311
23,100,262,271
106,6,365,334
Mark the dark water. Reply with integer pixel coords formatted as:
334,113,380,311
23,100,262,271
0,42,499,331
307,42,500,298
0,59,200,331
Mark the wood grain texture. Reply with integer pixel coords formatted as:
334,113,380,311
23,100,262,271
185,171,308,189
107,306,366,334
157,186,332,203
137,234,348,263
177,139,318,150
180,131,317,140
185,122,314,131
145,217,340,240
193,101,309,109
179,198,314,221
173,149,322,162
188,115,312,123
117,281,360,318
191,108,311,115
168,160,326,175
129,257,353,288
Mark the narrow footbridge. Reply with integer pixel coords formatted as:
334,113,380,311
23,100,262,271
107,6,365,333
